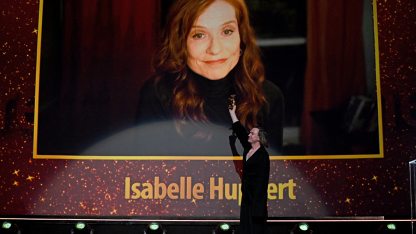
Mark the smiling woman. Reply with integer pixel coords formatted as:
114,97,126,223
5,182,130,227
136,0,284,156
186,1,241,80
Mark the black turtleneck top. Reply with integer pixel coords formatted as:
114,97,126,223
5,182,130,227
190,69,234,126
136,68,284,156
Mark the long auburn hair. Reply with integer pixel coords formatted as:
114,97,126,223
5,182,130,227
153,0,266,129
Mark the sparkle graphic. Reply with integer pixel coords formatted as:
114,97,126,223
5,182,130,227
0,0,415,219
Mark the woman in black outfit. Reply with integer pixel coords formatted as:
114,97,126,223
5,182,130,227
136,0,284,156
229,98,270,234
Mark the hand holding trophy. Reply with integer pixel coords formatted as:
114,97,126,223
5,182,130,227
228,94,236,111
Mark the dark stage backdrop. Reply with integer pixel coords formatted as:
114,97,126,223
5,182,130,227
0,0,415,219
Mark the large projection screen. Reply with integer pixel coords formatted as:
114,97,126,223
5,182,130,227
30,0,383,219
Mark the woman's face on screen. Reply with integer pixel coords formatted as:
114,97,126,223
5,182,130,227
186,0,241,80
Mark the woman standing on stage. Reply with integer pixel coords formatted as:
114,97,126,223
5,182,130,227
229,98,270,234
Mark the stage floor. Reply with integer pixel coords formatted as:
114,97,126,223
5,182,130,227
0,217,413,234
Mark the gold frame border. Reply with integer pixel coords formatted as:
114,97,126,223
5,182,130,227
33,0,383,161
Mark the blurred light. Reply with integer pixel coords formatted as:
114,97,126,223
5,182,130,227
75,222,86,230
290,222,312,234
149,222,159,231
213,223,234,234
2,222,12,230
71,222,93,234
298,223,309,231
1,221,20,234
219,223,230,231
144,222,165,234
386,223,396,231
376,222,398,233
